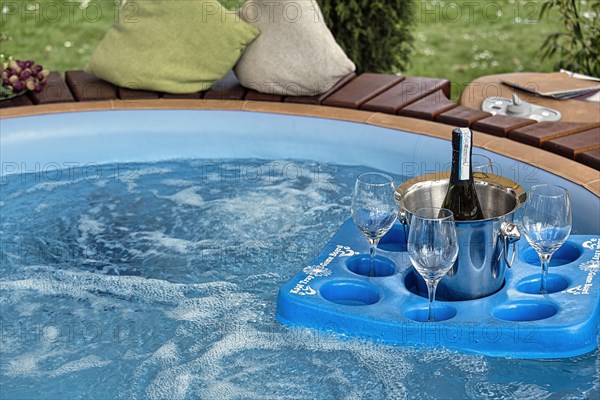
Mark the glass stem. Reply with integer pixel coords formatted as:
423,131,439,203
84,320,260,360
427,281,438,322
539,253,551,294
367,237,379,277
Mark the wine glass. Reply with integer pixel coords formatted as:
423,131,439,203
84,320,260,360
472,153,494,175
351,172,397,276
521,184,572,294
407,207,459,322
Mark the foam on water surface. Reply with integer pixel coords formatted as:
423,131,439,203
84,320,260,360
1,159,598,399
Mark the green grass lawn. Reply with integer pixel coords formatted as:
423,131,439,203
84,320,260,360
404,0,561,99
1,0,118,72
1,0,564,100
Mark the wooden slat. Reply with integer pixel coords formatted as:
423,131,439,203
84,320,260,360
397,89,457,121
285,73,357,105
162,92,204,99
0,94,33,109
118,87,161,100
204,71,246,100
472,115,537,137
245,90,283,102
543,127,600,159
576,149,600,170
28,71,74,105
322,73,403,109
508,121,598,147
435,105,491,127
361,77,450,114
65,71,117,101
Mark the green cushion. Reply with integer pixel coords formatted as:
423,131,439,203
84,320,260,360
85,0,259,94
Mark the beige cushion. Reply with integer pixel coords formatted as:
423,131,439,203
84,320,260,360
234,0,355,96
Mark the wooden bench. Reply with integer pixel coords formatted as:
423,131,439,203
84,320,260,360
1,70,599,171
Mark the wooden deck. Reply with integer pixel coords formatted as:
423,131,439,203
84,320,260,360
1,70,599,172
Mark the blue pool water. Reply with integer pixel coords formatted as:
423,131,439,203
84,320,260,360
1,159,598,399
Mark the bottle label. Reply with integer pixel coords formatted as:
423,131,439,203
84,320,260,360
458,127,471,181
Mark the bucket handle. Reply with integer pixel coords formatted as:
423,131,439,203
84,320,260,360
399,210,409,244
499,222,521,268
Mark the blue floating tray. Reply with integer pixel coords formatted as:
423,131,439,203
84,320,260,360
276,219,600,359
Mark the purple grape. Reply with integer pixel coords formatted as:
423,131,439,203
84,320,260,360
0,59,49,93
12,80,24,91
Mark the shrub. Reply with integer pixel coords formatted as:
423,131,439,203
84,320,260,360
540,0,600,77
317,0,416,74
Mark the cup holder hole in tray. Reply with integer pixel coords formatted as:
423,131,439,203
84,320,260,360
493,301,558,322
517,275,570,294
404,305,457,322
345,255,396,277
320,280,380,306
378,224,407,252
522,242,581,267
404,270,423,296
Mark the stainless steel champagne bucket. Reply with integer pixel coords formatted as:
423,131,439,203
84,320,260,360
395,172,526,301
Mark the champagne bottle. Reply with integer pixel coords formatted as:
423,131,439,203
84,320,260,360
441,127,485,220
